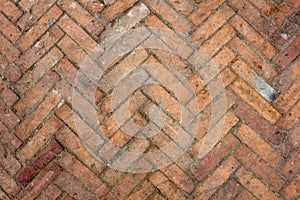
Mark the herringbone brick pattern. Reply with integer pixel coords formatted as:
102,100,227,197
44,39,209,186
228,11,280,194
0,0,299,199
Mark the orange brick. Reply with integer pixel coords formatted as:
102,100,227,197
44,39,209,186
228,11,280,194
280,125,300,155
0,144,21,176
150,171,186,199
58,152,109,197
0,0,22,22
272,0,300,26
276,79,300,113
234,145,285,191
0,79,18,107
0,33,20,62
168,0,193,15
193,156,240,199
277,100,300,130
236,124,284,169
246,177,280,199
17,25,64,72
282,175,300,200
230,15,278,59
102,0,139,22
77,0,105,13
127,180,156,199
17,5,63,51
192,4,234,44
236,189,256,200
58,0,104,36
146,0,193,34
211,179,242,200
228,36,277,81
0,122,22,151
17,116,62,162
249,0,276,16
281,148,300,178
231,78,281,124
230,0,276,36
14,71,60,116
38,184,62,200
16,47,63,94
0,166,21,196
188,0,225,26
15,90,61,141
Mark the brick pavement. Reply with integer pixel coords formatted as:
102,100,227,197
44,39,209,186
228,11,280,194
0,0,299,199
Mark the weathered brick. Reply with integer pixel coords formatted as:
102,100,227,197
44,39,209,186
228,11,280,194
272,0,300,26
0,143,21,176
102,0,139,22
0,78,18,107
0,13,21,42
236,189,256,200
127,180,156,200
280,125,300,155
246,177,281,200
276,79,300,113
281,148,300,177
282,175,300,200
38,184,62,200
77,0,105,13
0,166,21,197
168,0,193,15
0,0,22,22
0,32,20,62
277,100,300,130
211,179,242,200
249,0,276,16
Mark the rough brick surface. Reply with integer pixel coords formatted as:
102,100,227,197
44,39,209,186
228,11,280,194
0,0,299,199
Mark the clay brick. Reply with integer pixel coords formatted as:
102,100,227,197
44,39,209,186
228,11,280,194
234,145,285,191
234,99,284,145
17,5,63,51
17,140,63,186
277,100,300,130
58,0,104,36
230,0,276,36
102,0,139,22
0,189,10,200
16,47,63,94
236,189,256,200
77,0,105,13
127,180,156,199
236,124,284,169
249,0,276,16
192,4,234,45
0,13,21,42
193,156,240,198
0,55,21,83
15,90,61,141
58,152,109,197
281,148,300,177
14,71,60,116
232,78,281,124
0,103,20,130
188,0,225,26
0,79,18,107
149,171,186,199
272,0,300,26
230,15,278,60
38,184,62,200
146,0,193,34
276,79,300,113
282,175,300,200
228,37,277,81
109,173,146,199
0,143,21,176
162,163,194,193
0,166,21,196
275,35,300,69
0,32,20,62
211,179,242,200
56,127,105,175
168,0,193,15
0,0,22,22
17,162,62,199
17,25,64,72
0,122,22,151
191,133,240,182
246,177,280,199
17,116,62,162
280,125,300,155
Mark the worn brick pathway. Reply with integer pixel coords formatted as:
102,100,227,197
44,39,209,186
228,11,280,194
0,0,299,199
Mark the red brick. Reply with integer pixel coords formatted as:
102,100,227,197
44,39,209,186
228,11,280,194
280,125,300,155
17,116,62,162
168,0,193,15
146,0,193,34
193,156,240,198
0,0,22,22
191,133,240,181
0,122,21,151
272,0,300,26
77,0,105,13
38,184,62,200
17,25,64,72
276,79,300,113
0,189,10,200
282,175,300,200
277,100,300,130
17,5,63,51
58,152,109,197
0,55,21,83
249,0,276,16
281,148,300,177
236,124,284,169
14,71,60,116
16,47,63,94
236,189,256,200
58,0,104,36
275,35,300,69
0,143,21,176
127,180,156,200
0,13,21,41
246,177,281,200
188,0,225,26
17,162,62,200
102,0,139,22
17,140,63,186
211,179,242,200
55,171,98,199
0,32,20,62
0,103,19,130
230,15,278,59
234,145,285,191
192,4,234,45
0,78,18,107
0,166,21,196
15,90,61,141
149,171,186,199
